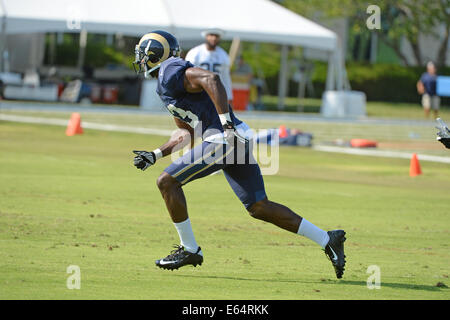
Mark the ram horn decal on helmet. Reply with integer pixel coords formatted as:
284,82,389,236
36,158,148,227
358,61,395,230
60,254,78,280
133,30,181,78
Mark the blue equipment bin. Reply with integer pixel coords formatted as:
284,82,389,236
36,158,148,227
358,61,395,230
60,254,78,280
437,76,450,97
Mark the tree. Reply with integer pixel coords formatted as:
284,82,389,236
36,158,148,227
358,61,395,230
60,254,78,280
280,0,450,66
435,0,450,67
375,0,446,66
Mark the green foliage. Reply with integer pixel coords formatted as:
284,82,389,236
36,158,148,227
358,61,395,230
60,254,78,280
44,34,79,66
240,43,281,78
346,63,416,102
282,0,357,19
346,63,450,102
263,61,450,103
85,43,132,68
281,0,450,66
45,34,134,68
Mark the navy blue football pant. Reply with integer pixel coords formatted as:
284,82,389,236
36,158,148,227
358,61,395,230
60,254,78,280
164,140,267,209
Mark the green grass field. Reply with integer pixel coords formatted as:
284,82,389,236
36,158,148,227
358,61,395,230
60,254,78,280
0,121,449,300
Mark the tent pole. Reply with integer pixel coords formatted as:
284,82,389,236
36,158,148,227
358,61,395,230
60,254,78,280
77,29,87,70
370,32,378,64
49,33,56,65
228,37,240,69
0,20,5,72
0,0,8,73
325,50,335,91
296,47,305,111
277,44,288,110
336,43,343,91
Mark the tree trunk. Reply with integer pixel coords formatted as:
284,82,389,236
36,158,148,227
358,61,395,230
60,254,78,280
436,0,450,67
436,26,449,67
378,32,411,66
408,37,422,66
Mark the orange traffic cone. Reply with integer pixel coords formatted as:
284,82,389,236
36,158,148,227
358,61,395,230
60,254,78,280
409,153,422,177
66,113,83,136
279,125,288,138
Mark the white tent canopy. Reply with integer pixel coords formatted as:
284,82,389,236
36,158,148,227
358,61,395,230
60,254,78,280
167,0,336,51
0,0,171,35
0,0,337,50
0,0,343,106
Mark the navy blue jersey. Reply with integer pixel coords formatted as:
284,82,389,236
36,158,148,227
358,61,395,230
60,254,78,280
156,57,241,140
420,72,437,96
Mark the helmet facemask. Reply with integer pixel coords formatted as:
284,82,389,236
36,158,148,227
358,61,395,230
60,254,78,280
132,31,181,79
133,44,161,78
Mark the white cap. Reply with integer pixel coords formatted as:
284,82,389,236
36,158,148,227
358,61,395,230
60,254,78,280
201,28,225,38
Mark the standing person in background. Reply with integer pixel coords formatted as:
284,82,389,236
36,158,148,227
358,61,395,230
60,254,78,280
185,29,234,107
417,61,440,119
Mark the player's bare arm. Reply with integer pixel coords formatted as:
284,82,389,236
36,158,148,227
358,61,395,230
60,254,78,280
183,67,247,143
183,67,229,115
173,117,195,149
156,118,194,156
132,118,193,171
158,127,192,156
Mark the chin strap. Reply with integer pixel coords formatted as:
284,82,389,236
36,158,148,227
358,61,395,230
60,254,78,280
144,65,161,79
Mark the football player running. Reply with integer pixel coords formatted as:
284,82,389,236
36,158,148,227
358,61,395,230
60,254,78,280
436,118,450,149
132,31,347,278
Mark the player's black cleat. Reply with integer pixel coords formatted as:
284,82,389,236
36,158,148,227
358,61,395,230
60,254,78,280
324,230,346,279
155,245,203,270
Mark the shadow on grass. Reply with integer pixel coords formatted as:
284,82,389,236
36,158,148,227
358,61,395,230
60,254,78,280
174,275,447,292
339,280,446,292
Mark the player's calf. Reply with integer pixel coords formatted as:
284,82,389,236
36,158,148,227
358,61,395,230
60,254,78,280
247,199,269,221
247,198,303,233
157,171,189,224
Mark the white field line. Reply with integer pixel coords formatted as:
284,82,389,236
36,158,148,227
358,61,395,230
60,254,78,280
2,113,449,164
0,114,173,136
313,145,450,164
